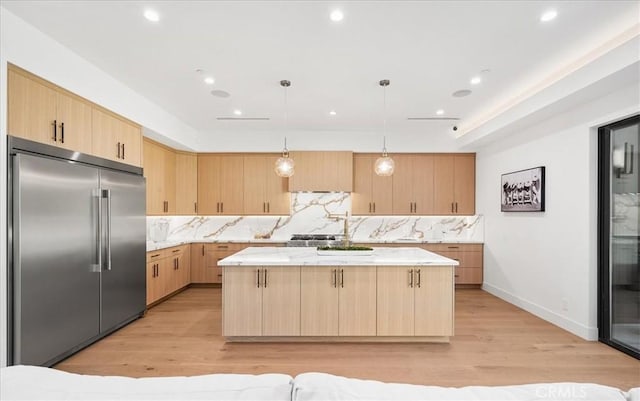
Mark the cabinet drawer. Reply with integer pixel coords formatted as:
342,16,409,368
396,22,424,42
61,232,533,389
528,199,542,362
424,243,483,252
206,243,246,252
146,249,167,262
454,267,483,284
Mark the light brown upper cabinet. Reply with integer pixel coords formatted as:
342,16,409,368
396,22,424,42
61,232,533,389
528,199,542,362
198,154,244,215
288,151,353,192
175,152,198,215
92,107,142,167
392,154,434,215
433,154,475,215
143,138,176,215
243,155,290,215
8,66,92,154
352,154,393,215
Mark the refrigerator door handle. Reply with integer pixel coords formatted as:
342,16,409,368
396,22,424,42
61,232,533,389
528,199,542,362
91,188,103,272
103,189,112,271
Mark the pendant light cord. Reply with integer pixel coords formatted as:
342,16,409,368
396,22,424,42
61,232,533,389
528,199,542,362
283,81,290,157
382,82,388,157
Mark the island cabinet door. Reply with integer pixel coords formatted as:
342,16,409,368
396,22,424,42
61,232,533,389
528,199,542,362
338,266,377,336
414,266,454,336
301,267,339,336
376,266,415,336
262,267,301,336
223,268,263,336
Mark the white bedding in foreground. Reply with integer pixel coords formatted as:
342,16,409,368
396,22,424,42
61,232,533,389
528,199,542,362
1,366,637,401
292,372,630,401
0,366,293,400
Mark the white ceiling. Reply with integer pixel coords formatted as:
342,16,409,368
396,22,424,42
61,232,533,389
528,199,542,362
2,1,639,143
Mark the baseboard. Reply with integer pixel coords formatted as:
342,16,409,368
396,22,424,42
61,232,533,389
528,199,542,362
482,283,598,340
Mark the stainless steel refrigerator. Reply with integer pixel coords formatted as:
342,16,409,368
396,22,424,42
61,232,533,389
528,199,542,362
8,137,146,366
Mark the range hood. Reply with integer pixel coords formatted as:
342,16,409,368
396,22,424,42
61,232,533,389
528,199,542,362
288,151,353,192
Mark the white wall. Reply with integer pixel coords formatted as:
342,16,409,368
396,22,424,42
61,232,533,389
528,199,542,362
0,7,207,368
476,83,639,340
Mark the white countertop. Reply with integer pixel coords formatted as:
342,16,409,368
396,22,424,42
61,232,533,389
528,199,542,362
147,239,483,252
218,246,459,266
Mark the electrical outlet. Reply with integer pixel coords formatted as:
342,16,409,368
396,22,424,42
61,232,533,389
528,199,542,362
561,298,568,311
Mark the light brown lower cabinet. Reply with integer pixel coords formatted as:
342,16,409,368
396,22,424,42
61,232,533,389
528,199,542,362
300,266,377,336
224,264,453,341
145,245,190,306
422,243,483,285
223,266,301,337
377,266,454,336
190,243,282,284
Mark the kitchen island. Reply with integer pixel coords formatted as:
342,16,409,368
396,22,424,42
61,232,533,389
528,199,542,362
219,247,458,343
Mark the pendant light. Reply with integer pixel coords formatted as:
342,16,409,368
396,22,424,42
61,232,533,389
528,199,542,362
275,80,295,177
374,79,395,176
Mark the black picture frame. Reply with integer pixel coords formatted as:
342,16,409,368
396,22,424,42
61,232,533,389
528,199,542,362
501,166,545,212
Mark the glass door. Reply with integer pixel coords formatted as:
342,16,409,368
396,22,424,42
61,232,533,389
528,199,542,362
598,115,640,359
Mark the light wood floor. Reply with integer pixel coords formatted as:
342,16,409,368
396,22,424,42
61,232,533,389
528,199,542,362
55,287,640,390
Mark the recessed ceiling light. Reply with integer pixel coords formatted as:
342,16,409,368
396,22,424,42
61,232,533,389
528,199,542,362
540,10,557,22
143,9,160,22
204,77,215,85
330,9,344,22
233,109,242,116
329,110,337,116
436,109,444,115
211,90,231,98
470,76,482,85
452,89,472,98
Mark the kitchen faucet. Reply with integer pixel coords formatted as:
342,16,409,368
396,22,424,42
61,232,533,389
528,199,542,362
328,211,350,246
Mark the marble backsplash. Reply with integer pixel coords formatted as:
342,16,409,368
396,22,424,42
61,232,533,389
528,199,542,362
147,192,484,243
613,192,639,237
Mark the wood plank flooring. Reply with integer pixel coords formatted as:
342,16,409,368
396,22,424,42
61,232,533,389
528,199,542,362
55,287,640,390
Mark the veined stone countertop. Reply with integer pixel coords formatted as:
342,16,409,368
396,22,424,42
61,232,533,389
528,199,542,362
146,239,483,252
146,239,284,252
218,246,459,267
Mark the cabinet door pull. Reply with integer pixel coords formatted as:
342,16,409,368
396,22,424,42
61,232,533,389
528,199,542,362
152,264,155,277
373,203,376,213
416,269,421,288
369,203,372,213
447,246,459,249
340,269,344,288
221,203,224,213
217,245,229,249
267,202,270,213
256,269,261,288
202,244,205,256
455,274,460,278
150,253,160,258
409,269,414,287
122,143,125,159
332,269,337,288
52,120,57,142
451,202,454,213
264,269,268,287
157,264,160,277
216,202,220,213
117,142,121,159
194,202,198,213
60,122,65,143
263,202,266,213
455,202,458,213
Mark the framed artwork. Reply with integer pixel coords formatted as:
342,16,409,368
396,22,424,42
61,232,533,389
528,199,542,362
501,166,545,212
